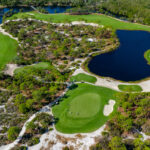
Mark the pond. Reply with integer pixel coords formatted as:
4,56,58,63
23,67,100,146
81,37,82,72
0,6,71,23
88,30,150,82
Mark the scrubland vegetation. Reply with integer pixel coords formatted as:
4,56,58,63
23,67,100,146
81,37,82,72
91,92,150,149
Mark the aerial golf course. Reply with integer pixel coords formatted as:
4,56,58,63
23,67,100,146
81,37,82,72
1,11,150,134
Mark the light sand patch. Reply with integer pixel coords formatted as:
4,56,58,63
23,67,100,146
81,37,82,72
4,64,19,76
103,100,116,116
71,21,104,28
28,125,106,150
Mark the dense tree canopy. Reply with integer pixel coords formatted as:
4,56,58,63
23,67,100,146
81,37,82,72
100,0,150,25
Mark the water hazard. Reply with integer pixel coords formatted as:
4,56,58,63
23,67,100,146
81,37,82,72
88,30,150,82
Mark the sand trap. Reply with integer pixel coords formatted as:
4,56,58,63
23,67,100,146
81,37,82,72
103,100,115,116
4,64,19,76
71,21,104,28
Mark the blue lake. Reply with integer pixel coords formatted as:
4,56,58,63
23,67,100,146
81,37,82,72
0,6,70,23
88,30,150,82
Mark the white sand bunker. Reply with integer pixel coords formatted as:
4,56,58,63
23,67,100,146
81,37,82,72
103,100,116,116
4,64,18,76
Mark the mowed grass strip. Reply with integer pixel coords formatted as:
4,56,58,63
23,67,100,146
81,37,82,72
144,49,150,64
118,84,143,92
71,73,97,83
7,12,150,31
0,33,18,70
14,62,50,74
52,83,118,133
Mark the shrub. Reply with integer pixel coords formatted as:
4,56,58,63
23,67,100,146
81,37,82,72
7,126,20,141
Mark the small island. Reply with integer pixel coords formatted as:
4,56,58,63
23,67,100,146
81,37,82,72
144,49,150,64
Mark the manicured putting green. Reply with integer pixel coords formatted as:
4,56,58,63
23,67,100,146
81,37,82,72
14,62,50,74
118,84,142,92
52,83,118,133
71,73,97,83
68,93,100,118
0,33,18,70
144,49,150,64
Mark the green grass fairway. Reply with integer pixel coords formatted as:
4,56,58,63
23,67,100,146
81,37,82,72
7,12,150,31
71,73,97,83
144,49,150,64
118,84,143,92
14,62,50,74
0,33,18,70
52,83,118,133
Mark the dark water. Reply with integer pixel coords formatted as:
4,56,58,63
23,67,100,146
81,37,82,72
88,30,150,82
0,6,70,23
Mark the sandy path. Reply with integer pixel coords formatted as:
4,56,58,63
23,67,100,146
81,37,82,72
73,67,150,92
4,64,19,76
0,25,18,41
29,125,105,150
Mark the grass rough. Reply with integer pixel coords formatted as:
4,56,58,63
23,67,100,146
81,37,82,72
118,84,143,92
14,62,50,74
0,33,18,70
71,73,97,83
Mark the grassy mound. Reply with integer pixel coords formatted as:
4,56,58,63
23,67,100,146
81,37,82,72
14,62,50,74
71,73,97,83
0,33,18,70
52,83,118,133
118,84,142,92
144,49,150,64
7,12,150,31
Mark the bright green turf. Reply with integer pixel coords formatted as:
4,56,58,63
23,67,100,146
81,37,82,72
71,73,97,83
118,84,143,92
68,93,100,118
7,12,150,31
144,49,150,64
14,62,50,74
52,83,118,133
0,33,18,70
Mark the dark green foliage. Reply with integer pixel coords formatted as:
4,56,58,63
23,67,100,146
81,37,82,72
0,0,87,7
100,0,150,25
7,126,20,141
28,137,40,146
